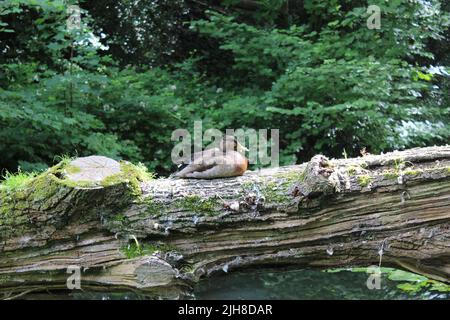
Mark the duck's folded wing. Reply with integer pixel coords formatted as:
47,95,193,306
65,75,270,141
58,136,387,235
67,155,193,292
172,148,221,177
191,147,221,164
177,153,246,179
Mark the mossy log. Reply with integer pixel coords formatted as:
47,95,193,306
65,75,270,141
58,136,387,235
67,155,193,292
1,146,450,299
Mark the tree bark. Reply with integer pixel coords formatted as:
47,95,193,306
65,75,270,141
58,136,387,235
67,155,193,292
1,146,450,299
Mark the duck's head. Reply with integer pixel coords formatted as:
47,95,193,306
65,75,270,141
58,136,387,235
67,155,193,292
220,135,249,154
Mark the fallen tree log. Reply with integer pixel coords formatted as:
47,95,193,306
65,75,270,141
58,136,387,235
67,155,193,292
0,146,450,299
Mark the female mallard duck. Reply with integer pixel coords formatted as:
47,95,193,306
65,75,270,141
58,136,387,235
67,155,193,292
173,135,249,179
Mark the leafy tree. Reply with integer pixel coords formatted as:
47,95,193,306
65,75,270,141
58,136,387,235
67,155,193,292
0,0,449,176
191,1,450,162
0,0,137,172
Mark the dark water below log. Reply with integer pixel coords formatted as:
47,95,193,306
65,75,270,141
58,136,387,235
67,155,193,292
193,268,450,300
21,268,450,300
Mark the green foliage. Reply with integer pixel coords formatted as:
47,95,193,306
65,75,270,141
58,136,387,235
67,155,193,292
121,242,155,259
81,0,191,67
327,267,450,295
358,175,372,187
0,169,37,193
0,0,449,178
0,0,139,172
121,241,178,259
0,1,449,299
192,4,450,162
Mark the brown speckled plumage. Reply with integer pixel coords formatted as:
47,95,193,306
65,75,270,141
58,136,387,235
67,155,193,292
173,136,248,179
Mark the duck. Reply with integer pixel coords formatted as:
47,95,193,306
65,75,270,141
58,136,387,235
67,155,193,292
172,135,249,179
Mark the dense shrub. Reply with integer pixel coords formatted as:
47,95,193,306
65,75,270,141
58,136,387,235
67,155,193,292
0,0,449,176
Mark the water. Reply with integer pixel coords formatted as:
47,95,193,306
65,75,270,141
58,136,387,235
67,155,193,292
193,268,449,300
22,268,450,300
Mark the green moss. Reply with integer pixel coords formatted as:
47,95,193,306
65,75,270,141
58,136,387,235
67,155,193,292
122,162,154,181
28,174,61,200
347,166,357,176
113,213,126,222
274,170,306,183
358,175,373,187
101,161,154,197
175,195,218,216
404,169,422,176
121,241,179,259
261,180,290,203
0,170,37,193
383,172,398,179
242,170,305,204
144,199,165,217
298,170,307,182
64,165,81,174
0,167,64,218
0,158,154,221
0,192,14,217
